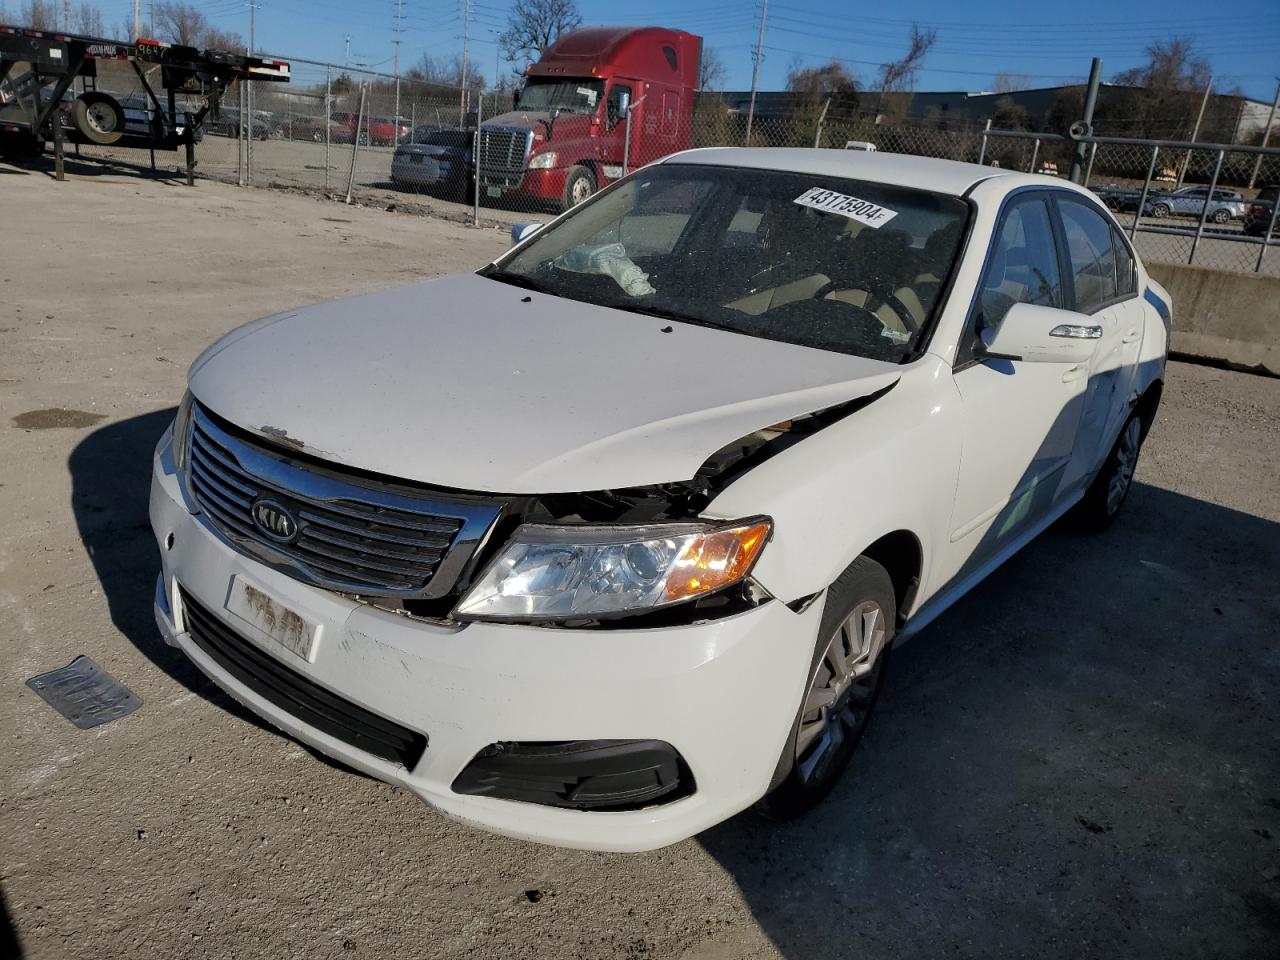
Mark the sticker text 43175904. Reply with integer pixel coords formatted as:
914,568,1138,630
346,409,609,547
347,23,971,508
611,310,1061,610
793,188,899,228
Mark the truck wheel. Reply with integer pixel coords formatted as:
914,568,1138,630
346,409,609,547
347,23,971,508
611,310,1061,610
561,164,596,210
759,556,895,820
73,92,125,145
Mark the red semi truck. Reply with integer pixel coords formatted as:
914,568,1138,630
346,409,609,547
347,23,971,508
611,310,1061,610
478,26,701,211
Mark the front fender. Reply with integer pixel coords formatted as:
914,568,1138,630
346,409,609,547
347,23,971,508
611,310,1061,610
704,355,962,608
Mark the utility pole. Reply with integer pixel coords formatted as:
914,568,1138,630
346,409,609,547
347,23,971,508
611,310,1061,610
1177,73,1213,188
745,0,767,146
344,34,351,68
393,0,404,125
132,0,140,39
1249,78,1280,189
460,0,471,125
1069,57,1103,184
246,0,257,184
62,0,70,31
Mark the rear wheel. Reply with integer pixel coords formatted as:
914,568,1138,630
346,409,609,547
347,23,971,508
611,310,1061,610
73,92,125,145
759,556,895,819
1076,411,1145,529
1150,202,1170,219
1211,208,1229,224
312,130,323,143
560,164,596,211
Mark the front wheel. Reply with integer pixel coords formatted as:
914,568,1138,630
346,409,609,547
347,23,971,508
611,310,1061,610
560,164,596,211
759,556,895,820
1211,208,1230,224
1150,203,1170,219
1076,411,1145,529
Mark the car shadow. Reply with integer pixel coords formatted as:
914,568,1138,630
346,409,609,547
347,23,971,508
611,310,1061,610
67,410,368,776
698,482,1280,958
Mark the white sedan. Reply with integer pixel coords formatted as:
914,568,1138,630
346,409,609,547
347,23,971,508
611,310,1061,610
149,148,1170,851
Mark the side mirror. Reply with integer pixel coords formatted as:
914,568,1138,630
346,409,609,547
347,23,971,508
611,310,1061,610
510,222,544,246
979,302,1101,364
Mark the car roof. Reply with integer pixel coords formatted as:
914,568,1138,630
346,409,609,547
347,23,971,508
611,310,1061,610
659,147,1051,198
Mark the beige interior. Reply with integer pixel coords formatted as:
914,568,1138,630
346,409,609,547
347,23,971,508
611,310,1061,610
726,272,941,334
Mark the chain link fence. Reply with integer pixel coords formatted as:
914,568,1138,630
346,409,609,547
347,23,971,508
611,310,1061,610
56,56,1280,276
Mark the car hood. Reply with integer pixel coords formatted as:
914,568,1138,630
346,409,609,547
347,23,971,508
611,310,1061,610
188,273,901,494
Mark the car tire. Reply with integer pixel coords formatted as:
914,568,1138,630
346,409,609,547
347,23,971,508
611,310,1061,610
561,164,596,211
758,556,895,820
1076,410,1146,530
73,92,125,145
1150,203,1170,219
1211,208,1229,224
312,130,323,142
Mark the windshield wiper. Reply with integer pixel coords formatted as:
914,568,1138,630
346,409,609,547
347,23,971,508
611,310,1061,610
608,302,743,335
482,269,560,297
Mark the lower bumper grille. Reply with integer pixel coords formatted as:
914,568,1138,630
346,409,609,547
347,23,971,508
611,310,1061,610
179,588,427,769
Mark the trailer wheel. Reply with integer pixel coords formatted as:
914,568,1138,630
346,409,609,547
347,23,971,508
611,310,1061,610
561,164,596,211
73,92,126,145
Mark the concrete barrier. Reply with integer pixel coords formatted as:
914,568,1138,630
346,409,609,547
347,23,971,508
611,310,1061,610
1146,262,1279,377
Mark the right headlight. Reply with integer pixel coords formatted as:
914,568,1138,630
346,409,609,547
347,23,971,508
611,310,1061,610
528,150,559,170
172,389,194,471
453,518,772,622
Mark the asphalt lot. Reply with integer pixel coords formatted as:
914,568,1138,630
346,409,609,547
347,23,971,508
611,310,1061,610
2,165,1279,960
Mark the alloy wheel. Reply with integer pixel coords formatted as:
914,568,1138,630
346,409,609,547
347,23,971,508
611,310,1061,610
1107,417,1142,515
794,600,887,783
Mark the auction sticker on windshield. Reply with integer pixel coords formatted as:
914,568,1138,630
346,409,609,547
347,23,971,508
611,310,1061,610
793,187,898,228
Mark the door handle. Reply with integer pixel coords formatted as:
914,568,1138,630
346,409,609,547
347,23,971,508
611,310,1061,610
1062,364,1087,382
1122,330,1140,344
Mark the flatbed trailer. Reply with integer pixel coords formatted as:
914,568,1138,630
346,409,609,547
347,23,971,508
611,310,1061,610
0,23,289,183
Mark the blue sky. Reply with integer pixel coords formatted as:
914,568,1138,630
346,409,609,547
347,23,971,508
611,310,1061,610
94,0,1280,101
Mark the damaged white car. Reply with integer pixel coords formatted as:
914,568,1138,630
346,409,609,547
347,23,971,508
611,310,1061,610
150,148,1170,851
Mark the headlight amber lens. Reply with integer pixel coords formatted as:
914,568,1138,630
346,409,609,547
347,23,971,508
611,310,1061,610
454,519,771,622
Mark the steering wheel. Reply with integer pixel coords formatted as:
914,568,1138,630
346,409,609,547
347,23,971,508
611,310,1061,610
809,278,919,334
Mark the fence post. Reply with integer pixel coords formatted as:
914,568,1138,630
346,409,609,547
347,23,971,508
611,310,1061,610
346,82,367,204
1188,148,1223,266
1028,138,1040,174
1256,195,1279,273
1083,141,1098,187
623,107,632,176
324,66,331,193
237,80,245,187
473,95,482,226
813,98,830,149
977,118,990,166
410,103,416,142
1069,57,1102,184
1131,144,1159,243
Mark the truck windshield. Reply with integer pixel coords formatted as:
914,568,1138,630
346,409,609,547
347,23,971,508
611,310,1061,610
517,77,605,115
488,163,970,362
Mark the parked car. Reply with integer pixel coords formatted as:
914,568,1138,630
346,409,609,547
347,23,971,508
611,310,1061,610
331,111,410,146
283,114,345,142
204,105,272,140
1144,186,1246,223
151,149,1169,851
1094,183,1150,213
117,95,205,144
1243,184,1279,237
390,127,472,194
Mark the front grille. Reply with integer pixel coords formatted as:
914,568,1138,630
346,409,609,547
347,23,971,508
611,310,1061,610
477,126,531,184
180,588,427,769
185,404,501,599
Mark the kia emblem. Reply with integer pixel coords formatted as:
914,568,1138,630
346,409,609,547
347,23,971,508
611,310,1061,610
251,498,299,543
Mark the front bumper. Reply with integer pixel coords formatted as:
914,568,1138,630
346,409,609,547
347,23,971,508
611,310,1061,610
149,428,821,851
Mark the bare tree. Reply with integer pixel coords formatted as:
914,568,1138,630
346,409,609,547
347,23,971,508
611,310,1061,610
405,53,484,91
498,0,581,72
19,0,58,29
993,73,1033,94
152,2,241,50
785,60,858,98
698,47,727,92
73,2,104,35
877,23,936,94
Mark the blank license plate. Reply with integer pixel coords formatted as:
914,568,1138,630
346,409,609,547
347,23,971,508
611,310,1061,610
224,576,320,662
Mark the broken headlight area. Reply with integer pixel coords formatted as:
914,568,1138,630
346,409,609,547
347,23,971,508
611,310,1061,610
452,519,772,623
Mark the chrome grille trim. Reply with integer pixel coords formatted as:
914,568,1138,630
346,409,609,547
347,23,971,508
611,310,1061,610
477,125,532,185
185,404,503,599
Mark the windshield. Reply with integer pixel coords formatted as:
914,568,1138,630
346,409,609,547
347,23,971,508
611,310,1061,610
517,77,605,115
490,164,970,362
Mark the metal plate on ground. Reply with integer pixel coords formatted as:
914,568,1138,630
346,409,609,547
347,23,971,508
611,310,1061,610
26,655,141,729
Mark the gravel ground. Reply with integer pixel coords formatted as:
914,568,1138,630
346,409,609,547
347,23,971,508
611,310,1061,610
1,164,1278,960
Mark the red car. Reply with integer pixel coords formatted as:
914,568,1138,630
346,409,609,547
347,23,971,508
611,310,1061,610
331,111,409,146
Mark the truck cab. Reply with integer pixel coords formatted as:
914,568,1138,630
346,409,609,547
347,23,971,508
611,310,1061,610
478,26,701,211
